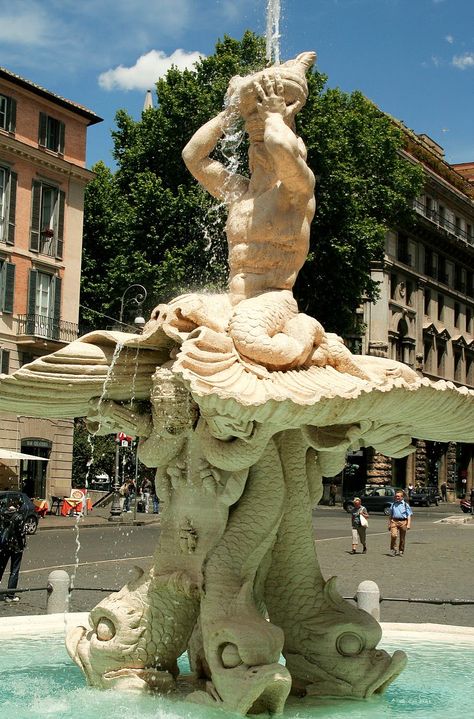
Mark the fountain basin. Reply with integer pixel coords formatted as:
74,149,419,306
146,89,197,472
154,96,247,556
1,614,473,719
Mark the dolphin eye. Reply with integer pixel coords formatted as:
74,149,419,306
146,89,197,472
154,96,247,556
336,632,364,657
220,643,242,668
96,617,116,642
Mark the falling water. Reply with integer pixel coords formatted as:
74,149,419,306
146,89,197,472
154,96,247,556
65,341,125,616
266,0,281,64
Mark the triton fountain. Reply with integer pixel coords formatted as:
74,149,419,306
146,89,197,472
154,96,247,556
1,46,474,717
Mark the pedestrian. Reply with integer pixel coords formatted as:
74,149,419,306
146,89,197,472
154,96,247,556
407,482,414,499
470,487,474,513
329,482,337,506
152,486,160,514
0,498,28,602
461,477,467,498
441,482,447,502
141,478,153,513
388,490,413,556
350,497,368,554
123,479,136,513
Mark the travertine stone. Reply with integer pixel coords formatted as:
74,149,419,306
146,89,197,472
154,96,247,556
2,52,474,715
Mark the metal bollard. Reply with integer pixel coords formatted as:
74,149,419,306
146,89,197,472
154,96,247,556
356,580,381,621
46,569,70,614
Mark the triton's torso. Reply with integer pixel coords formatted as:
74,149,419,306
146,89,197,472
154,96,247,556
226,183,315,304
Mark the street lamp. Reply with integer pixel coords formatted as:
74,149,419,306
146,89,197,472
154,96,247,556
108,285,148,521
119,284,148,330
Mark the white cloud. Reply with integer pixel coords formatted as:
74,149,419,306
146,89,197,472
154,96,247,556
445,34,454,44
98,48,204,91
452,53,474,70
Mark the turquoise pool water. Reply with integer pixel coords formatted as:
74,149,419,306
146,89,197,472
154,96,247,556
1,636,473,719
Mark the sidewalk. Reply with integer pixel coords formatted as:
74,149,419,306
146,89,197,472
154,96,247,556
36,505,160,531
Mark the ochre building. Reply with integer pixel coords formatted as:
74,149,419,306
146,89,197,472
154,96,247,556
0,67,101,499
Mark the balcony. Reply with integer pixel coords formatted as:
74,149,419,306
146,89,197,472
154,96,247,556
16,314,79,344
414,199,474,246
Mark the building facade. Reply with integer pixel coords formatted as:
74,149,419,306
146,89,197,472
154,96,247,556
0,67,101,499
358,132,474,500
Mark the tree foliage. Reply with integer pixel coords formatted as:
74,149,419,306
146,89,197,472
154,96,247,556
81,31,423,337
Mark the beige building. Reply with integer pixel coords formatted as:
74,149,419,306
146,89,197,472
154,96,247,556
0,67,101,499
358,133,474,500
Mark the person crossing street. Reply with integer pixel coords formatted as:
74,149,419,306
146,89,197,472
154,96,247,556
388,490,413,556
0,498,28,602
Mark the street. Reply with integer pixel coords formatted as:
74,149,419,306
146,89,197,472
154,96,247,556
1,504,473,625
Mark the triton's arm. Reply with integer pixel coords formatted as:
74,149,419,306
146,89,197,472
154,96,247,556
255,74,314,197
182,108,248,203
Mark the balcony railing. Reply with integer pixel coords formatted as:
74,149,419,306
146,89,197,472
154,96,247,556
16,314,79,343
414,199,474,245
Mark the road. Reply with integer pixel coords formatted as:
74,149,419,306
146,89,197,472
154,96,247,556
1,504,473,625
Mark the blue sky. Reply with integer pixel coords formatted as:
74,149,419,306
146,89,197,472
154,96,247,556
0,0,473,168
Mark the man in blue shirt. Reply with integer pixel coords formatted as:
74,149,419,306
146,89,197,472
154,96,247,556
388,490,413,556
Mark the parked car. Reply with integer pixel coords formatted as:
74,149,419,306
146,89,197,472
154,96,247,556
409,485,440,507
0,490,39,534
343,486,401,515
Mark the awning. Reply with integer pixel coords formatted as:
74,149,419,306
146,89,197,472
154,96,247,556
0,449,48,461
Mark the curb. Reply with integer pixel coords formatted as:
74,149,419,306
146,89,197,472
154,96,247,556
37,518,160,531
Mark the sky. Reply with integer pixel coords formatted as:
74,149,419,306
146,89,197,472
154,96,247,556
0,0,473,169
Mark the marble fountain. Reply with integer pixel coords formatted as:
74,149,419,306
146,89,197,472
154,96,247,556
1,47,474,718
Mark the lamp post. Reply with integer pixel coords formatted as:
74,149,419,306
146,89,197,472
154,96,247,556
108,285,148,521
119,284,148,330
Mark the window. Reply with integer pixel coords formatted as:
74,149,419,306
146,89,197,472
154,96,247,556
390,273,397,300
424,339,433,373
0,347,10,374
438,205,445,226
0,259,15,313
454,349,462,383
425,196,434,219
438,255,448,285
467,224,473,242
437,339,446,374
30,181,65,259
454,302,461,328
437,294,444,322
26,269,61,339
398,234,410,264
38,113,65,153
0,94,16,133
467,355,474,385
0,166,17,245
424,288,431,316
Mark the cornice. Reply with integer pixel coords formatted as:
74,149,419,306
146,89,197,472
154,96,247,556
0,134,94,183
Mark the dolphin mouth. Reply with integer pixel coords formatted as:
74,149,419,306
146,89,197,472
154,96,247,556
231,663,292,715
365,650,407,697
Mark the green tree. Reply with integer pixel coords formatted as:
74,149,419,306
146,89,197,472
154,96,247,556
81,31,423,338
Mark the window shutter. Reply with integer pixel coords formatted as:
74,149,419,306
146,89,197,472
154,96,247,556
27,269,37,334
6,171,17,246
52,275,62,340
7,98,16,133
56,190,65,259
58,121,65,154
38,112,48,147
3,261,15,313
30,180,42,251
1,349,10,374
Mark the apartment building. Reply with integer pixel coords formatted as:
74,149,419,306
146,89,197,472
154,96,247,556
356,132,474,500
0,67,101,499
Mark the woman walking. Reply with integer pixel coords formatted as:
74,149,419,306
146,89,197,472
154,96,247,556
350,497,369,554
